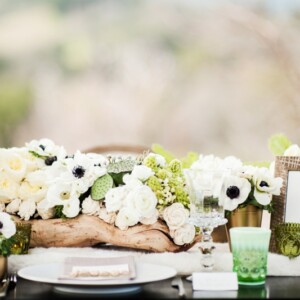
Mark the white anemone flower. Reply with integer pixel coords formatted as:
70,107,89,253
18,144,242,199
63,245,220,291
253,169,283,206
45,181,79,208
219,175,251,211
0,212,16,239
25,138,67,160
62,151,106,194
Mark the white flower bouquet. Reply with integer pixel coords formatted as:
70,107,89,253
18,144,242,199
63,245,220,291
0,139,197,248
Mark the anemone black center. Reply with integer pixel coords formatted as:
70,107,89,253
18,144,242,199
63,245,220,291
72,166,85,178
39,144,45,151
0,221,3,229
226,186,240,199
259,181,269,188
45,156,57,166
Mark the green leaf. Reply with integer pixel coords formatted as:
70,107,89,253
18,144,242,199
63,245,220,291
180,151,199,169
151,144,176,163
243,161,271,168
268,134,292,156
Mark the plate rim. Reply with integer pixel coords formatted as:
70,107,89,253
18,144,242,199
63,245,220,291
18,261,177,287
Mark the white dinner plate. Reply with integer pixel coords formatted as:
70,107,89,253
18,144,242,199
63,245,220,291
18,262,177,295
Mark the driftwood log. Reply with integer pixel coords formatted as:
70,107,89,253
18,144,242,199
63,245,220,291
18,215,200,253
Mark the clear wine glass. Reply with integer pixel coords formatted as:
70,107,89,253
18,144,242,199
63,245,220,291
185,169,228,271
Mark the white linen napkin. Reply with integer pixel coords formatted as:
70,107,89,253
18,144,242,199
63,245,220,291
58,256,136,281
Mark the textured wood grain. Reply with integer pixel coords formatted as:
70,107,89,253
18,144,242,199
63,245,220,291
21,215,200,253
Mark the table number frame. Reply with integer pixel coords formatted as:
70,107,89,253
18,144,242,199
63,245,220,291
270,156,300,252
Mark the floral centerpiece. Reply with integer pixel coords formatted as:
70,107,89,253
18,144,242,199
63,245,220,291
0,138,197,250
189,154,283,216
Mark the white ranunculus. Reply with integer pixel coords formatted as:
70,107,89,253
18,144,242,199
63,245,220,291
284,144,300,156
0,171,19,202
131,165,154,182
0,212,16,238
81,196,101,216
0,149,27,182
140,209,159,225
115,207,140,230
163,203,189,230
253,169,283,205
18,179,47,203
219,175,251,211
5,198,21,214
105,186,128,213
172,223,196,246
125,185,157,218
13,147,45,172
98,207,116,224
18,199,36,221
36,204,55,220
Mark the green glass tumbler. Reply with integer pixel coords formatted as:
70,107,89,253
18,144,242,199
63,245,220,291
229,227,271,286
10,222,32,255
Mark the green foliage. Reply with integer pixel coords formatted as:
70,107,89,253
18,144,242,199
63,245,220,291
0,235,18,257
268,134,292,156
151,143,199,168
243,161,271,168
54,205,66,218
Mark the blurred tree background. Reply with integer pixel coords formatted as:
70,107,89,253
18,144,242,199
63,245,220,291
0,0,300,161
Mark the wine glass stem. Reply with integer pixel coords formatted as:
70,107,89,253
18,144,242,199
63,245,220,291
199,226,215,271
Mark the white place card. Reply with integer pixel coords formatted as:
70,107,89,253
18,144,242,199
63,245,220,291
192,272,238,291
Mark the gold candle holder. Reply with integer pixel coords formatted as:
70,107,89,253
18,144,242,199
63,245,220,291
10,222,32,255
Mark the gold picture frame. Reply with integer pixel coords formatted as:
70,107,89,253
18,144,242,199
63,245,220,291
269,156,300,252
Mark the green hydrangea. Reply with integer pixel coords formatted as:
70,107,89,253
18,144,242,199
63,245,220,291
147,176,163,192
168,159,182,175
143,156,160,172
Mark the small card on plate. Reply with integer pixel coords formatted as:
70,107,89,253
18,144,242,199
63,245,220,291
58,256,136,281
192,272,238,291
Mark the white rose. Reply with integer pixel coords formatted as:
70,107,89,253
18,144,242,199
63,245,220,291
82,196,101,216
122,174,143,189
14,147,45,172
125,185,157,218
0,212,16,238
0,149,27,182
140,209,159,225
115,207,140,230
163,203,189,230
5,198,21,214
131,165,154,182
105,186,128,213
18,199,36,220
98,207,116,224
18,180,46,203
172,224,196,246
0,171,19,202
284,144,300,156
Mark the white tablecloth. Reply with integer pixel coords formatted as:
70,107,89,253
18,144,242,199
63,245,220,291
9,243,300,276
